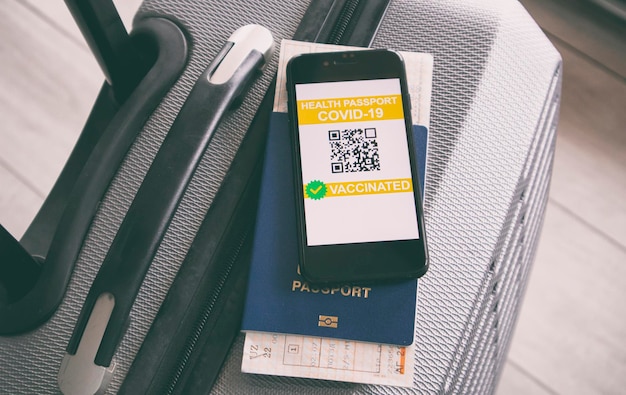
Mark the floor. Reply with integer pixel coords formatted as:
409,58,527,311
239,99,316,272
0,1,624,394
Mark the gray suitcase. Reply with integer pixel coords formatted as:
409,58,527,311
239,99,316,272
0,0,561,393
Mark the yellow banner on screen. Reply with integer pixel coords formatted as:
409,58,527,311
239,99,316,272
304,178,413,199
297,94,404,125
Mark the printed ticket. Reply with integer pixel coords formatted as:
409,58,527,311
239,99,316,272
242,331,414,388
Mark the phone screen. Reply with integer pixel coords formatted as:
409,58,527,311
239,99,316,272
294,78,420,247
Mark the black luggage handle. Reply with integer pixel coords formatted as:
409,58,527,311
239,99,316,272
0,15,187,335
58,25,274,395
64,0,148,102
0,226,41,304
0,0,139,316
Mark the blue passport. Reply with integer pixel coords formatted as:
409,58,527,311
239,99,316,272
241,112,428,346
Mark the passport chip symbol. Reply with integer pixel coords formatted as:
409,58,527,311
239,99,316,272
318,315,338,328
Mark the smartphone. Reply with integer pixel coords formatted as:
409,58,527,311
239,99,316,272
286,49,428,284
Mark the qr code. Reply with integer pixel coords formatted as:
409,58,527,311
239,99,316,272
328,128,380,173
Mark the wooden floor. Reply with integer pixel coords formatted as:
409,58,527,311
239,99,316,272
1,1,624,394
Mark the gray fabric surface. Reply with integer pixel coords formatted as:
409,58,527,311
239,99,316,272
0,0,561,393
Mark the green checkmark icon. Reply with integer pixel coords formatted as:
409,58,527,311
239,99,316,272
310,185,323,194
305,180,327,200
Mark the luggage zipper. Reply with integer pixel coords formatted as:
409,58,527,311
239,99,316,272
316,0,390,47
120,1,391,393
159,1,389,393
59,26,274,395
164,230,249,395
327,0,361,44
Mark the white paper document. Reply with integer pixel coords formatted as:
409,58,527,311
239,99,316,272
242,331,414,387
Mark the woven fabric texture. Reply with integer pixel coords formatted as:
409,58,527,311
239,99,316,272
0,0,561,394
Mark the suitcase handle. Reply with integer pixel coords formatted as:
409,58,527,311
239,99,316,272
59,25,274,395
0,226,41,304
64,0,148,102
0,17,188,336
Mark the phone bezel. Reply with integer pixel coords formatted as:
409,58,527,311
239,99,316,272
286,49,428,284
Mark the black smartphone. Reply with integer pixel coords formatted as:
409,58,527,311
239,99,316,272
286,49,428,284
